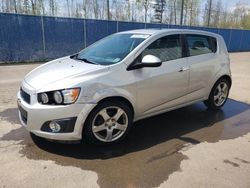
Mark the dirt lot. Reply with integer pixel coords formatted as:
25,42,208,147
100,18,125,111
0,52,250,188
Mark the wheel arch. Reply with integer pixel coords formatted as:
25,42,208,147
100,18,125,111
96,96,135,119
205,73,232,100
204,74,231,110
81,96,135,144
218,75,232,88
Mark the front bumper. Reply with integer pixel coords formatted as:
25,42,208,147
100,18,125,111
17,90,96,141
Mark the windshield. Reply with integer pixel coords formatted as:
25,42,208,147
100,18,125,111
76,33,150,65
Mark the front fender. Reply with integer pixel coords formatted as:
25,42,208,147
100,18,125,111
93,87,137,114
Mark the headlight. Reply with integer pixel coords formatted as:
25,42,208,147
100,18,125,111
38,88,80,105
53,91,63,104
40,93,49,104
62,88,80,104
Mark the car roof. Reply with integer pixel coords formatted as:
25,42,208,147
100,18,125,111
119,28,219,37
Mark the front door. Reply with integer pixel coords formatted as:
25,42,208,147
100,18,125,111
134,34,189,115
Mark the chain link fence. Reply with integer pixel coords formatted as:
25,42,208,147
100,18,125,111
1,0,250,29
0,12,250,63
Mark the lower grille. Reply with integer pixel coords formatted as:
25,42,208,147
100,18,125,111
18,104,28,124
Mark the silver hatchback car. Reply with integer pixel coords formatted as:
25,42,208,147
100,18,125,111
17,29,231,144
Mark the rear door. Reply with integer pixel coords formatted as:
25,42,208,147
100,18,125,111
185,34,218,101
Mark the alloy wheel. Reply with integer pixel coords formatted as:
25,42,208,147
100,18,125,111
214,82,229,107
92,106,128,142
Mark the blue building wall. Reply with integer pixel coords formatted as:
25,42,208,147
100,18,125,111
0,13,250,62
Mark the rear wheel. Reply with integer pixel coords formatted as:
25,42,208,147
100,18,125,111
204,78,230,110
83,100,133,145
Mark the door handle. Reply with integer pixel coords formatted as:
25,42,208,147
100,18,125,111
178,67,189,72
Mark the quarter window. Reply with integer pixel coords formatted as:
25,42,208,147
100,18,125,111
142,35,182,62
187,34,217,56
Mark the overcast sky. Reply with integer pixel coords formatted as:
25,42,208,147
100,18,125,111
225,0,250,6
201,0,250,9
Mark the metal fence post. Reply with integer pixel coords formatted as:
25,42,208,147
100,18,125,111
40,15,46,60
228,28,233,52
116,21,119,32
84,19,87,48
239,30,244,51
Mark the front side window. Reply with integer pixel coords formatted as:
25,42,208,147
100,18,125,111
141,34,182,62
187,34,217,56
76,33,149,65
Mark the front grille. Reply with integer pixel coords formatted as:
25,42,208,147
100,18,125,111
18,104,28,124
20,88,30,104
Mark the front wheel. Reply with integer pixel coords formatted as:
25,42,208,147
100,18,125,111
83,100,133,145
204,78,230,110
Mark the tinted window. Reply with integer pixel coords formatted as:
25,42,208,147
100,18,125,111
142,35,182,62
187,34,217,56
210,37,217,53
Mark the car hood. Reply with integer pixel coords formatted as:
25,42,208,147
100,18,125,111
24,56,106,90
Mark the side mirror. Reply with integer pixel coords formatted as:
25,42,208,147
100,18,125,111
127,55,162,70
141,55,162,67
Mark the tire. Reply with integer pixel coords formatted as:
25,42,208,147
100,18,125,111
82,100,133,145
204,78,230,110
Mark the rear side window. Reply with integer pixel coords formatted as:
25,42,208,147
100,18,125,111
187,34,217,56
210,37,217,53
142,34,182,62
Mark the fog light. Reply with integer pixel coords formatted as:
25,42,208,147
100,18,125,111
49,121,61,132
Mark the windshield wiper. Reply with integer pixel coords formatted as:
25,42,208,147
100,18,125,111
80,58,99,65
70,53,99,65
70,53,77,58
